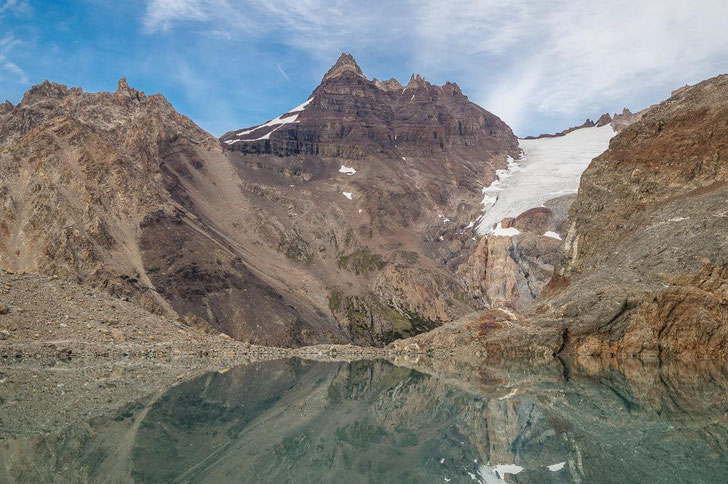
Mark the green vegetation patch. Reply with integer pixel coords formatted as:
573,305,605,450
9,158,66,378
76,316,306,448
337,247,388,275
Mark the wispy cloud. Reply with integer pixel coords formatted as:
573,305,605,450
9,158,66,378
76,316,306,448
142,0,215,33
0,33,28,84
1,60,28,83
0,0,30,17
275,63,290,81
142,0,728,134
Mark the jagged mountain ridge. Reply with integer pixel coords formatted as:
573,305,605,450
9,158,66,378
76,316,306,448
221,53,515,164
0,55,517,347
0,77,352,346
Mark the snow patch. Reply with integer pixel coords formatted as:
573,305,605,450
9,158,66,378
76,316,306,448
547,462,566,472
478,463,524,483
493,464,523,477
339,165,357,175
543,231,562,240
477,125,615,235
342,191,353,200
497,388,518,400
490,223,520,237
233,97,313,140
289,97,313,113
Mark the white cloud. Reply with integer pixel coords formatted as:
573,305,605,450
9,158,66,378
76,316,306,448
276,63,290,81
1,60,28,83
0,0,30,17
141,0,728,134
143,0,217,33
0,33,28,84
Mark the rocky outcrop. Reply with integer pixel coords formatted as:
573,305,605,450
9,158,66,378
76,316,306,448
610,107,645,132
524,109,642,139
523,117,600,139
460,195,573,311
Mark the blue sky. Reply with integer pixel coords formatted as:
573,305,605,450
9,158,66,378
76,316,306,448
1,0,727,137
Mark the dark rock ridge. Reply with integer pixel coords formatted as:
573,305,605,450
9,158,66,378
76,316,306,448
221,53,516,163
523,113,614,139
0,54,518,347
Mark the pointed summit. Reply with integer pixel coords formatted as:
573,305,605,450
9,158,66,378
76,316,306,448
117,77,131,93
322,53,365,81
405,74,428,90
115,77,144,102
374,77,403,92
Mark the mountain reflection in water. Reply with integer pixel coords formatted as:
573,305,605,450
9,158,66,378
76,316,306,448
2,358,727,483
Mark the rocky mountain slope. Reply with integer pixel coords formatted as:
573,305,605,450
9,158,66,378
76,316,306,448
0,78,354,347
408,74,728,361
210,54,519,345
0,54,517,347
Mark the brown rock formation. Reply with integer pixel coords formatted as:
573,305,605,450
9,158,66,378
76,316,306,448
610,107,645,132
0,78,348,347
595,112,612,126
474,74,728,361
523,118,597,139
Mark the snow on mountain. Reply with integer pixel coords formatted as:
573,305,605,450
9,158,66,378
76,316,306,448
339,165,357,175
224,98,314,144
476,124,615,235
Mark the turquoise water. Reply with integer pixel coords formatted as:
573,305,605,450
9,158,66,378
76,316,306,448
3,358,728,483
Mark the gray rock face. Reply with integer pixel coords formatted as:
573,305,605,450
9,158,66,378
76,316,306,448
460,196,573,311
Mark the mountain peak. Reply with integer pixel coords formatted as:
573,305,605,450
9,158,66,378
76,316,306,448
21,80,72,103
1,100,13,114
117,77,131,93
373,77,403,92
115,77,145,102
322,53,365,81
405,73,428,90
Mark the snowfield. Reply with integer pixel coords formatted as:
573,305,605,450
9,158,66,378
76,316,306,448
477,125,615,235
226,98,314,143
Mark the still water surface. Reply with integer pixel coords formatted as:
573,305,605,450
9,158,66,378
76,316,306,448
3,358,728,483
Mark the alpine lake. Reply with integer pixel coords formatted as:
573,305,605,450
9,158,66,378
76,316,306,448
1,357,727,483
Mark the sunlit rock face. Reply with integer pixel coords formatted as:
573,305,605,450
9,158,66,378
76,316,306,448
1,358,727,483
471,74,728,362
